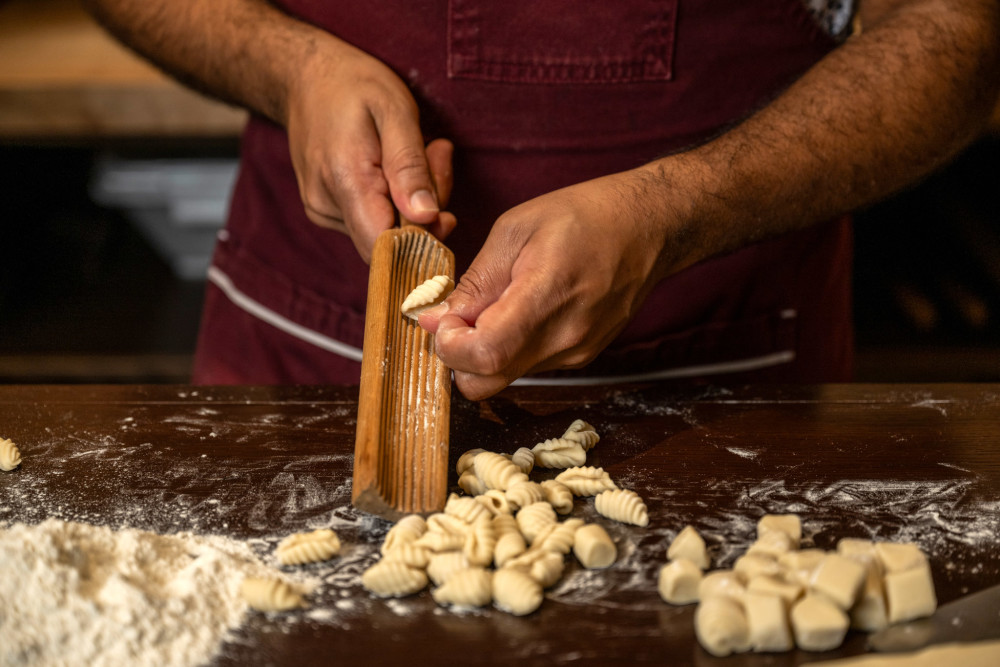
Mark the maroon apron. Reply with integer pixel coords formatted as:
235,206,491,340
193,0,853,385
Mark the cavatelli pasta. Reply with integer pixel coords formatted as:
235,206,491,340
531,438,587,469
456,448,486,476
504,549,565,588
532,518,584,555
475,489,512,516
275,529,341,565
540,479,574,514
509,447,535,475
400,275,454,319
516,501,557,544
493,531,527,568
562,419,600,451
554,466,617,496
0,437,21,471
381,514,427,555
427,551,470,586
241,577,304,611
458,469,488,496
445,493,492,525
505,481,544,511
594,488,649,527
432,567,493,608
380,542,431,569
463,518,497,567
473,451,529,491
361,560,428,597
492,567,543,616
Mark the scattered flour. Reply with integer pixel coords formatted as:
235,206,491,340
0,518,292,667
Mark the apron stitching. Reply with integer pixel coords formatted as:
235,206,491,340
207,266,364,362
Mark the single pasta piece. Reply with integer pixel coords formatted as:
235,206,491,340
505,481,544,511
458,469,488,496
473,451,529,491
746,530,794,560
380,542,431,569
362,560,429,597
746,575,802,605
432,567,493,608
413,530,466,553
553,466,617,496
509,447,535,475
445,493,492,525
658,558,703,605
425,512,473,537
381,514,427,555
276,529,341,566
0,437,21,471
594,488,649,527
492,567,543,616
757,514,802,549
745,592,794,652
667,525,709,570
475,490,512,516
810,553,867,611
850,563,889,632
573,523,616,569
540,480,574,515
698,570,747,603
532,518,583,555
455,448,486,476
734,553,782,581
695,596,750,657
531,437,587,468
463,518,497,567
778,549,826,587
494,530,527,568
789,594,849,652
516,501,557,544
561,419,600,451
427,551,470,586
504,549,564,588
241,577,304,611
884,562,936,624
874,542,928,574
400,275,454,320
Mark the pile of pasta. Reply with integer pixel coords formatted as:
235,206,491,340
361,420,650,614
658,516,938,656
241,528,342,611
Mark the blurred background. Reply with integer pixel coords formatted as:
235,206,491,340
1,0,998,384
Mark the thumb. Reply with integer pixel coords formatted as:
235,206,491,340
378,113,439,224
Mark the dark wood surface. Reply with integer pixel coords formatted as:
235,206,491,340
2,384,999,666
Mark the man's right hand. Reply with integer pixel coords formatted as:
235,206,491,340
285,36,455,262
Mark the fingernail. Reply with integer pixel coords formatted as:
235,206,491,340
410,189,438,213
423,302,449,319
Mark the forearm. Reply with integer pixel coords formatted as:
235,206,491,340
644,0,1000,277
82,0,330,125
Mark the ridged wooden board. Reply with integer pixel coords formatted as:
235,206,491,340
353,226,454,520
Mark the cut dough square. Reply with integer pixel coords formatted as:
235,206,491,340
747,575,803,605
875,542,927,574
658,558,702,605
790,594,849,652
695,596,750,657
667,525,709,570
779,549,827,587
810,553,867,611
757,514,802,548
734,553,782,581
745,592,794,652
850,562,889,632
746,530,794,559
698,570,747,603
884,562,937,624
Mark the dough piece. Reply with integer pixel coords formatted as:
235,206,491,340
380,542,431,569
381,514,427,555
532,518,583,555
554,466,617,496
425,512,473,537
504,549,565,588
444,493,491,525
810,553,867,611
573,523,616,569
658,558,703,605
432,567,493,608
494,531,528,568
400,274,453,320
241,577,304,611
875,541,928,574
473,451,529,491
746,530,794,559
458,470,488,496
362,561,429,597
779,548,827,587
426,551,470,586
540,480,574,515
695,596,750,657
734,553,782,581
475,489,512,516
850,562,889,632
884,562,936,624
456,448,486,476
505,481,544,511
561,419,600,451
757,514,802,548
745,592,794,652
462,517,497,567
531,437,587,469
0,437,21,471
790,594,849,652
667,525,710,570
747,575,803,605
509,447,535,475
492,567,543,616
413,518,467,553
698,570,747,603
515,501,557,543
275,528,341,565
594,488,649,527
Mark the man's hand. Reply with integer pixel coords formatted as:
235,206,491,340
419,168,695,401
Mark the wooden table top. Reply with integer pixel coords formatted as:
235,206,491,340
1,383,998,666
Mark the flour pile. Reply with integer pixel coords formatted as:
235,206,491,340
0,518,275,666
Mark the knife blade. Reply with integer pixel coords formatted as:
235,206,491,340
867,583,1000,652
